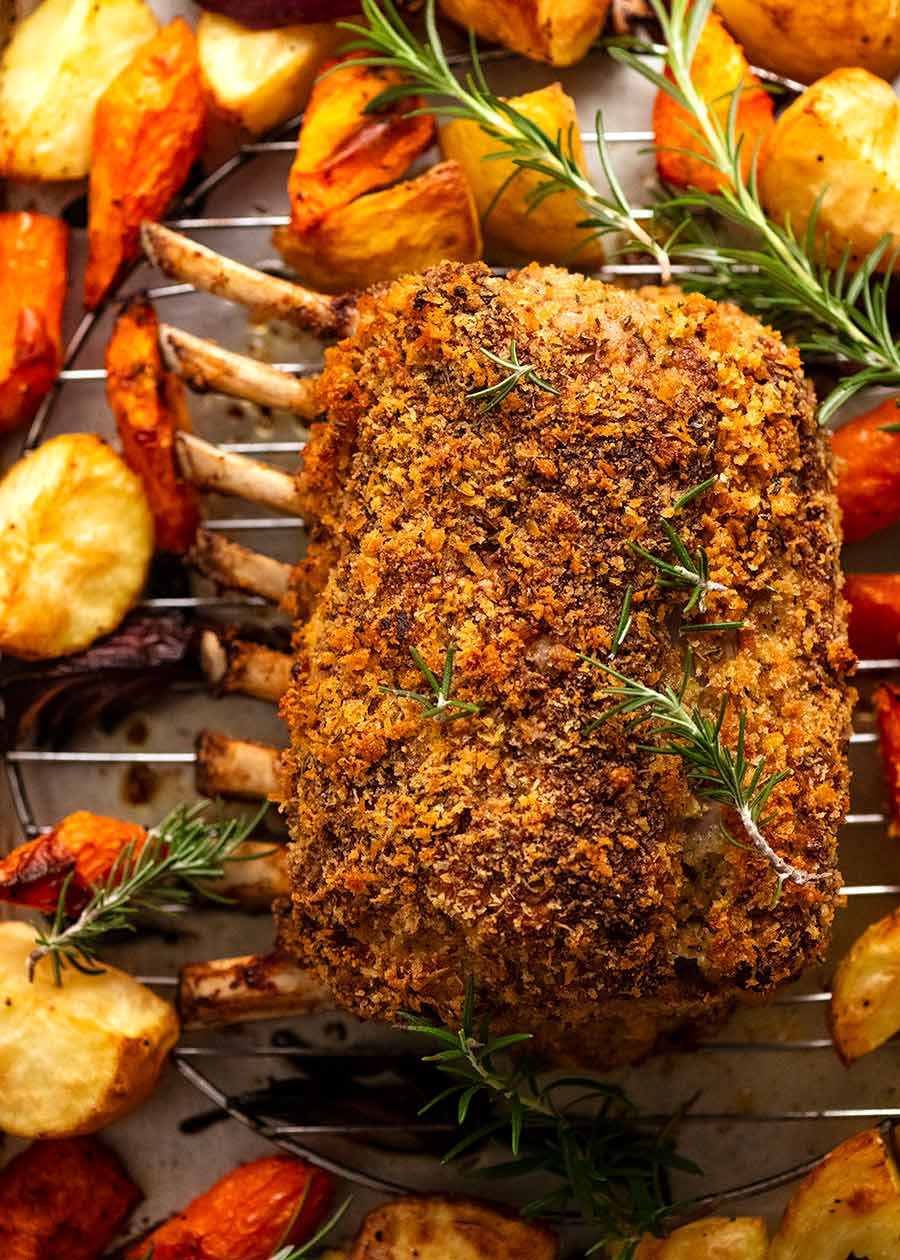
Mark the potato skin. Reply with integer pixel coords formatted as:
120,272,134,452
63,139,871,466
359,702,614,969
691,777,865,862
439,0,611,66
759,69,900,271
351,1195,558,1259
629,1216,768,1258
714,0,900,85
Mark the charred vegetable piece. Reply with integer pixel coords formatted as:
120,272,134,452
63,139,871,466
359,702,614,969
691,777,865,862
288,51,434,234
196,0,359,28
875,682,900,837
86,19,205,308
652,8,774,193
0,212,68,433
124,1156,333,1259
0,1137,141,1260
106,297,201,554
845,573,900,661
830,903,900,1065
832,397,900,542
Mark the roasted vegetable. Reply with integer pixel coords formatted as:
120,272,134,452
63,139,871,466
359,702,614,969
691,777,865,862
845,573,900,660
653,9,773,192
875,682,900,836
350,1196,558,1259
0,1137,141,1260
0,434,154,660
439,83,605,267
830,904,900,1065
713,0,900,85
0,919,179,1138
768,1127,900,1259
275,160,482,292
197,0,359,27
288,52,434,233
197,13,342,135
106,298,200,554
0,213,68,433
124,1156,333,1259
439,0,612,65
759,69,900,273
0,0,159,180
832,398,900,542
86,20,205,309
626,1216,768,1258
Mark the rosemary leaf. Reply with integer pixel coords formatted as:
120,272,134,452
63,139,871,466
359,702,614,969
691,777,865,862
468,340,560,411
380,643,482,722
268,1198,353,1260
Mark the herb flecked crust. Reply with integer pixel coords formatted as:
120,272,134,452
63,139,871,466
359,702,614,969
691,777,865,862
278,262,854,1068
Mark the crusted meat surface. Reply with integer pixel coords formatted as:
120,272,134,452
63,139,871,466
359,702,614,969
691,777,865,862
279,262,853,1067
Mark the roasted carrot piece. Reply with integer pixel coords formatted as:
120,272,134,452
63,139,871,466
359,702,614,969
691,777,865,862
652,9,774,192
0,811,147,914
85,19,205,309
845,573,900,660
125,1156,333,1259
0,1137,140,1260
288,52,434,233
832,397,900,543
0,212,68,433
105,297,200,554
875,684,900,837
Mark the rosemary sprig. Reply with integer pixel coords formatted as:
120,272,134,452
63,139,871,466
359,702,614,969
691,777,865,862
27,801,263,984
403,979,698,1258
468,340,560,411
380,643,481,722
610,584,634,657
337,0,672,278
881,422,900,433
628,518,727,615
579,652,825,895
269,1198,353,1260
672,474,717,511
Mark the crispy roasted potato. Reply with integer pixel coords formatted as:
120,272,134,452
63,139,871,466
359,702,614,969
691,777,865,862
833,397,900,542
288,52,434,233
198,13,342,136
845,573,900,660
86,20,205,309
351,1196,558,1259
713,0,900,85
759,69,900,272
106,298,200,554
124,1156,333,1259
0,212,68,433
439,0,611,65
768,1128,900,1258
0,0,159,180
0,920,179,1138
0,433,154,660
0,1137,140,1260
274,160,482,292
439,83,605,268
830,904,900,1064
626,1216,768,1258
653,10,773,192
875,683,900,836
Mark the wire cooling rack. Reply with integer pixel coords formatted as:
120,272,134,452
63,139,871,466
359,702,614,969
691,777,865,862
3,25,900,1232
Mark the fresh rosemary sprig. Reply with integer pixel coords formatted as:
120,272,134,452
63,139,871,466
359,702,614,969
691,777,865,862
27,801,263,984
268,1198,353,1260
338,0,672,278
881,422,900,433
468,340,560,411
380,643,481,722
672,475,718,511
628,518,727,615
610,584,634,657
579,652,825,895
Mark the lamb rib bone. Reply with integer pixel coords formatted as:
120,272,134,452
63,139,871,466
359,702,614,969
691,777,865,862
189,529,292,603
200,629,292,704
179,951,334,1028
195,729,283,800
176,431,303,516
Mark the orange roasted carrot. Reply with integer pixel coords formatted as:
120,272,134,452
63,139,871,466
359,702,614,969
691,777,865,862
288,52,434,233
0,213,68,433
0,1137,140,1260
124,1156,333,1260
0,811,147,914
105,297,200,554
833,397,900,543
845,573,900,660
652,9,774,192
85,19,205,309
875,683,900,837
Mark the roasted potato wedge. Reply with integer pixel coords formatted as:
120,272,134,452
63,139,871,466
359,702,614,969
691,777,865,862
0,212,68,433
440,83,605,268
759,69,900,272
714,0,900,85
198,13,342,135
0,433,154,660
831,903,900,1064
845,573,900,661
0,1137,141,1260
0,0,159,180
768,1128,900,1259
875,683,900,836
625,1216,768,1258
86,19,205,309
653,10,773,192
0,920,179,1138
274,160,482,292
351,1195,558,1259
833,396,900,542
439,0,611,66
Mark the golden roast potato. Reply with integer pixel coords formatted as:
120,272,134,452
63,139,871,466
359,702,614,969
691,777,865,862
439,0,611,66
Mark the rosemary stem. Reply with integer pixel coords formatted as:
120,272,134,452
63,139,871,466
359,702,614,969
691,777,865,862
737,805,827,890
